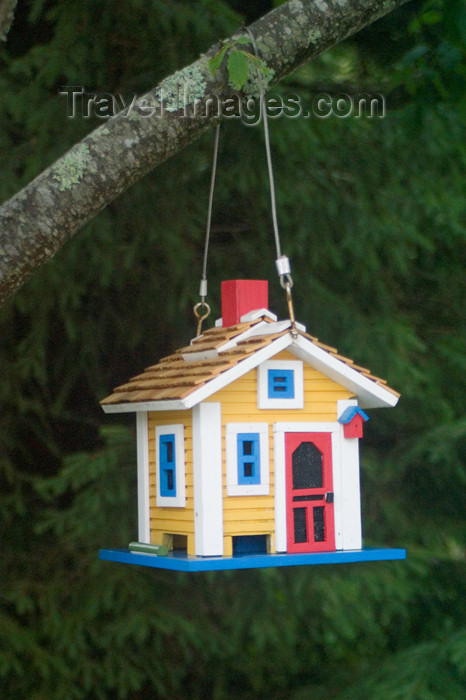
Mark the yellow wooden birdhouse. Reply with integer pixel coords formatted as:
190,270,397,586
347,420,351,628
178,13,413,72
99,280,406,571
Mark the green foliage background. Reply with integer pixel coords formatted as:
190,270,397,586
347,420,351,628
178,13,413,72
1,1,465,698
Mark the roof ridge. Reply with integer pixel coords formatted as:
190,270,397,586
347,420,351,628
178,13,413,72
101,320,400,409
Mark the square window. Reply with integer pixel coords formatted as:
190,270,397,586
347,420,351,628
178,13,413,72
258,361,304,409
268,369,295,398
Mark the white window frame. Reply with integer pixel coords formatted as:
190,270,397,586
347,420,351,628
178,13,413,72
257,360,304,409
155,424,186,508
226,423,270,496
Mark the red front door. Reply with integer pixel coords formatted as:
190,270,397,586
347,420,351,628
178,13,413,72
285,432,335,553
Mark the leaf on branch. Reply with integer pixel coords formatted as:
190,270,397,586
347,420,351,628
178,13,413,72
234,36,253,46
208,45,228,75
228,49,250,90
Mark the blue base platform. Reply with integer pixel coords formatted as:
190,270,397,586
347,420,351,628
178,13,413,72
99,547,406,572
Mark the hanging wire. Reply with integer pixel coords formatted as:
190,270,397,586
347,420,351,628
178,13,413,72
201,121,221,297
244,26,298,336
194,122,220,336
194,30,298,336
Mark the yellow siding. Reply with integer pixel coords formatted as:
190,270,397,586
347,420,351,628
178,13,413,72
148,351,353,555
148,410,194,549
205,350,353,549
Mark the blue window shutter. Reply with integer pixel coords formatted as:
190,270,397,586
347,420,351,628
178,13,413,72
237,433,261,485
267,369,295,399
160,434,176,497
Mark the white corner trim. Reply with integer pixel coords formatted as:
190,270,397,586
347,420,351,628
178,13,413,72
193,403,223,556
273,428,287,552
338,420,363,550
136,412,150,543
337,398,358,419
226,423,270,496
331,430,344,550
155,424,186,508
258,360,304,409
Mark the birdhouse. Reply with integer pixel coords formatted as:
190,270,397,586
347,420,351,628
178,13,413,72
338,406,369,439
99,280,406,571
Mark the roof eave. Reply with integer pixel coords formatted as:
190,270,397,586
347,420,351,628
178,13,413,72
100,329,399,413
101,399,187,414
290,335,399,409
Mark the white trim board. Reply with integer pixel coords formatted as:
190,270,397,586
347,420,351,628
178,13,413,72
289,336,398,409
136,412,150,543
102,399,185,414
193,403,223,556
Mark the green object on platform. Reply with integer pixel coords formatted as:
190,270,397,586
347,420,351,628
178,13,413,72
128,542,169,557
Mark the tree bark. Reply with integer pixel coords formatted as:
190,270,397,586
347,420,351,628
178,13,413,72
0,0,411,305
0,0,17,41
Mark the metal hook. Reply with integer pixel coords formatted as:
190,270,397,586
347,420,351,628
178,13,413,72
194,301,211,337
285,283,298,338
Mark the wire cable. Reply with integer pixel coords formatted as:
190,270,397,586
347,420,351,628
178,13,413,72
193,121,220,335
244,26,297,333
200,121,221,301
244,26,282,263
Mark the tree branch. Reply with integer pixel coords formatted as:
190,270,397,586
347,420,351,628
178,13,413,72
0,0,411,304
0,0,17,41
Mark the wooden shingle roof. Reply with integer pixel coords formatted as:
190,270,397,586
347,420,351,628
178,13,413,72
101,316,400,411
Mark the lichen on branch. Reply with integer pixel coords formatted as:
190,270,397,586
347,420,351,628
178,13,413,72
0,0,412,305
52,145,91,192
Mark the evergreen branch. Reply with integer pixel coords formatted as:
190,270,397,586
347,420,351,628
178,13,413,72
0,0,412,305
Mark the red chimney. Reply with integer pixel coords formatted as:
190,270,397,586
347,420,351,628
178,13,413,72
221,280,269,327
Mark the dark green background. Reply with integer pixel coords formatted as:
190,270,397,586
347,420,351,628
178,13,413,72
1,1,465,697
